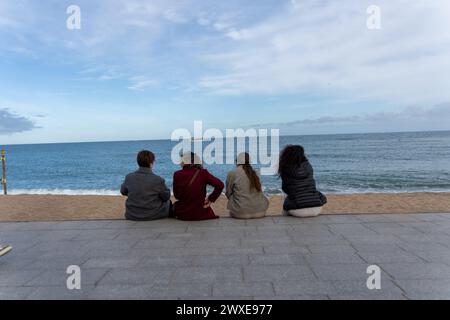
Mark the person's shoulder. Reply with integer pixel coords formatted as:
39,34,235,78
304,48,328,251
197,168,213,180
200,168,212,176
151,172,166,182
227,168,238,177
203,168,224,184
125,171,137,179
173,169,184,178
174,168,183,174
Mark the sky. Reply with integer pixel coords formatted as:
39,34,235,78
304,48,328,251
1,0,450,144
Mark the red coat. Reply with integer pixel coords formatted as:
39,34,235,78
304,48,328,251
173,166,224,221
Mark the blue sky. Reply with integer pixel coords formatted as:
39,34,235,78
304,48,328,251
1,0,450,144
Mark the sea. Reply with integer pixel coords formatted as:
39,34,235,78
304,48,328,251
2,131,450,195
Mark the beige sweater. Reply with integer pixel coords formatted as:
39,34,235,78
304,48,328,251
225,166,269,218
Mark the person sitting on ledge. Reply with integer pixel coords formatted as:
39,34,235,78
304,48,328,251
278,145,327,218
121,150,173,221
173,152,224,221
226,152,269,219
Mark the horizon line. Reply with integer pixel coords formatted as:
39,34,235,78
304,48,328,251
2,129,450,147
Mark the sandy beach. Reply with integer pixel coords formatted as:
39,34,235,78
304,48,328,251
0,192,449,222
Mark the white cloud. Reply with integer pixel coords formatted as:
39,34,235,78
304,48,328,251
127,76,159,91
2,0,450,108
196,16,210,26
198,0,450,106
77,65,123,81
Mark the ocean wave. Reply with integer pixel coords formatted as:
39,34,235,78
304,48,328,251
319,187,450,194
7,187,450,196
8,189,121,196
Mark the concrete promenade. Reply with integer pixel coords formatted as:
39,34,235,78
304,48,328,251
1,213,450,300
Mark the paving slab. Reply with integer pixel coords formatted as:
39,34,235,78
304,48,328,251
97,267,174,285
26,286,95,300
305,252,366,264
243,265,316,282
212,282,275,297
395,279,450,298
1,214,450,300
380,262,450,280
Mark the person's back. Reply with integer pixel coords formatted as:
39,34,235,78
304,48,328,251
281,161,324,210
121,150,171,221
173,152,224,221
226,153,269,219
279,145,327,217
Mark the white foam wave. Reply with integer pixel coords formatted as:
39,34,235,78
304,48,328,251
7,187,450,196
8,189,121,196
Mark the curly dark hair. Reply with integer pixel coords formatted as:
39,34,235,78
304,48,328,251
278,145,308,176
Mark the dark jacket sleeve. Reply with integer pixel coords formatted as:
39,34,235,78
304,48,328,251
120,176,129,196
281,177,288,194
205,170,224,202
158,178,171,202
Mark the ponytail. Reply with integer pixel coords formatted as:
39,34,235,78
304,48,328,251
242,164,262,192
237,152,262,192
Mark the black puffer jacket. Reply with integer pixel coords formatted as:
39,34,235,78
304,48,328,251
281,161,327,210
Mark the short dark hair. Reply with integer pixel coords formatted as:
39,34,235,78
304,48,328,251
137,150,155,167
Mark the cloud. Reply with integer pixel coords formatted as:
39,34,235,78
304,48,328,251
1,0,450,109
0,1,193,76
0,0,281,86
127,76,159,91
252,103,450,128
198,0,450,105
77,65,123,81
0,109,39,134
